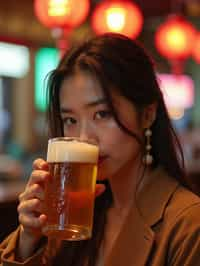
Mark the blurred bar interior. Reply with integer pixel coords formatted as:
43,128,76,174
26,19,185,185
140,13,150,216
0,0,200,240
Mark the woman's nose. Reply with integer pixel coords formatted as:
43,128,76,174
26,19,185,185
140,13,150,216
79,121,98,144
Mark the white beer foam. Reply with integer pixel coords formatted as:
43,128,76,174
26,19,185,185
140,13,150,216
47,140,99,163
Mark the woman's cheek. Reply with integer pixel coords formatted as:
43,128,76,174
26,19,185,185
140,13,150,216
98,121,125,145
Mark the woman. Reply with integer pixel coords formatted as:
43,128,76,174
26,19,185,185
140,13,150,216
1,33,200,266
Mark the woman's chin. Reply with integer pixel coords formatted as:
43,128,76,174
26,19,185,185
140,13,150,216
97,166,114,181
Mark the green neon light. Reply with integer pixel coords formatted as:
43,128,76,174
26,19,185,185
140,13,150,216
35,47,59,112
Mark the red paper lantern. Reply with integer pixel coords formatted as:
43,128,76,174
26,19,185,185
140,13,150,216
34,0,90,29
155,16,196,60
91,0,143,39
192,32,200,63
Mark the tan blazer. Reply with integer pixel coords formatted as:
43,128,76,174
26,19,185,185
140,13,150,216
105,167,200,266
1,167,200,266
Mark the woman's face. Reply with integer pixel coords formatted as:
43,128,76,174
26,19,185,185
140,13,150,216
59,71,144,180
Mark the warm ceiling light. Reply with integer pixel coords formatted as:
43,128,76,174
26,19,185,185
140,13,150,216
91,0,143,39
155,15,196,60
34,0,90,29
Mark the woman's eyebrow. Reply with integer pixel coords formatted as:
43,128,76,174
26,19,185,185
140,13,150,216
60,98,108,113
85,98,108,107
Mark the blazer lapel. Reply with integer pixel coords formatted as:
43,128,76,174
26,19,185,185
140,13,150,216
137,167,179,227
105,201,154,266
105,167,179,266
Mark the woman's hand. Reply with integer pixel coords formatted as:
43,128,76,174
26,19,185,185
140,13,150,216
16,158,106,261
17,158,49,260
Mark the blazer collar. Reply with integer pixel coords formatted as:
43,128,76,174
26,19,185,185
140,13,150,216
105,166,179,266
136,166,179,227
105,200,154,266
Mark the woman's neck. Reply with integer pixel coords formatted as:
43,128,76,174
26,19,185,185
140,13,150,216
109,157,144,213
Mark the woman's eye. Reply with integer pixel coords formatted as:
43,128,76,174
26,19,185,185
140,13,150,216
94,110,112,120
63,117,77,126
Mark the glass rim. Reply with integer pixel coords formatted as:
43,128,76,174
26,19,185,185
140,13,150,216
48,137,98,146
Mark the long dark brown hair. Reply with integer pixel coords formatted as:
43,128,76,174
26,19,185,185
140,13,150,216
45,33,186,265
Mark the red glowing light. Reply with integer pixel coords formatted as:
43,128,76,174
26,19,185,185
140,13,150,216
91,0,143,39
192,32,200,63
34,0,90,29
155,16,196,60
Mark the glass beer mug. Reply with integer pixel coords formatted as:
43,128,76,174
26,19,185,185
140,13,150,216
42,137,99,241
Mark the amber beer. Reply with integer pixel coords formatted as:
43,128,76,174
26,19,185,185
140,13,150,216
43,137,99,240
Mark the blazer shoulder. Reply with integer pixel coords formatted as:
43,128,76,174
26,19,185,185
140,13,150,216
165,185,200,224
163,187,200,265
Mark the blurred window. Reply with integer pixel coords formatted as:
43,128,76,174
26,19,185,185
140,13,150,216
0,42,29,78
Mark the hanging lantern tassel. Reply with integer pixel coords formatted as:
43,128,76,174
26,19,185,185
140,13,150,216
170,59,185,75
51,27,72,58
192,32,200,64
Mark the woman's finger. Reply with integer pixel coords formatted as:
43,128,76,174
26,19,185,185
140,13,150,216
19,213,47,230
26,170,50,187
19,183,44,202
33,158,49,171
18,198,44,214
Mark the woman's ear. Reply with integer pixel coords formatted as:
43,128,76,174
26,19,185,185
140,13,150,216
142,103,157,129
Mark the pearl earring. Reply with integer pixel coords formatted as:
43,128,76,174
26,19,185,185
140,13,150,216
143,128,153,165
